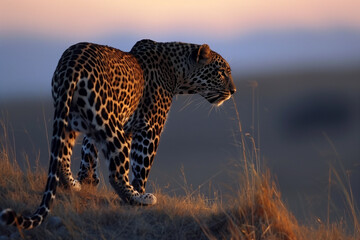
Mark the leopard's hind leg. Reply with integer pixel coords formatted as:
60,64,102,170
77,135,100,186
57,130,81,191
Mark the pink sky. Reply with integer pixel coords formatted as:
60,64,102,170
1,0,360,39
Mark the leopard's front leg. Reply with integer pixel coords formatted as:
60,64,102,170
104,128,157,205
130,127,160,194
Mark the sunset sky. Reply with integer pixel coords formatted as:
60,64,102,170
1,0,360,39
1,0,360,97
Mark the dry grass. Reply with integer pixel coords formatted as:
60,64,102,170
0,152,295,239
0,118,358,239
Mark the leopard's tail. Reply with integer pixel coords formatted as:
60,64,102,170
0,118,68,229
0,129,63,230
1,57,77,229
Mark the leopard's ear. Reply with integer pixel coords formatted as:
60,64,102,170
191,44,211,64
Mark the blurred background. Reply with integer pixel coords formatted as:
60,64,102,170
0,0,359,224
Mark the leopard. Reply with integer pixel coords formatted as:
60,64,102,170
0,39,236,230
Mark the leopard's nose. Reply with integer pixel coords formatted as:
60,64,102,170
228,75,236,95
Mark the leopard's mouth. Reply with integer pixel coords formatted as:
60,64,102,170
206,91,232,106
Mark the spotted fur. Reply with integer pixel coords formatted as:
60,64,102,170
0,39,236,229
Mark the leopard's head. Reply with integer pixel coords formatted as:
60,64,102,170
181,44,236,106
